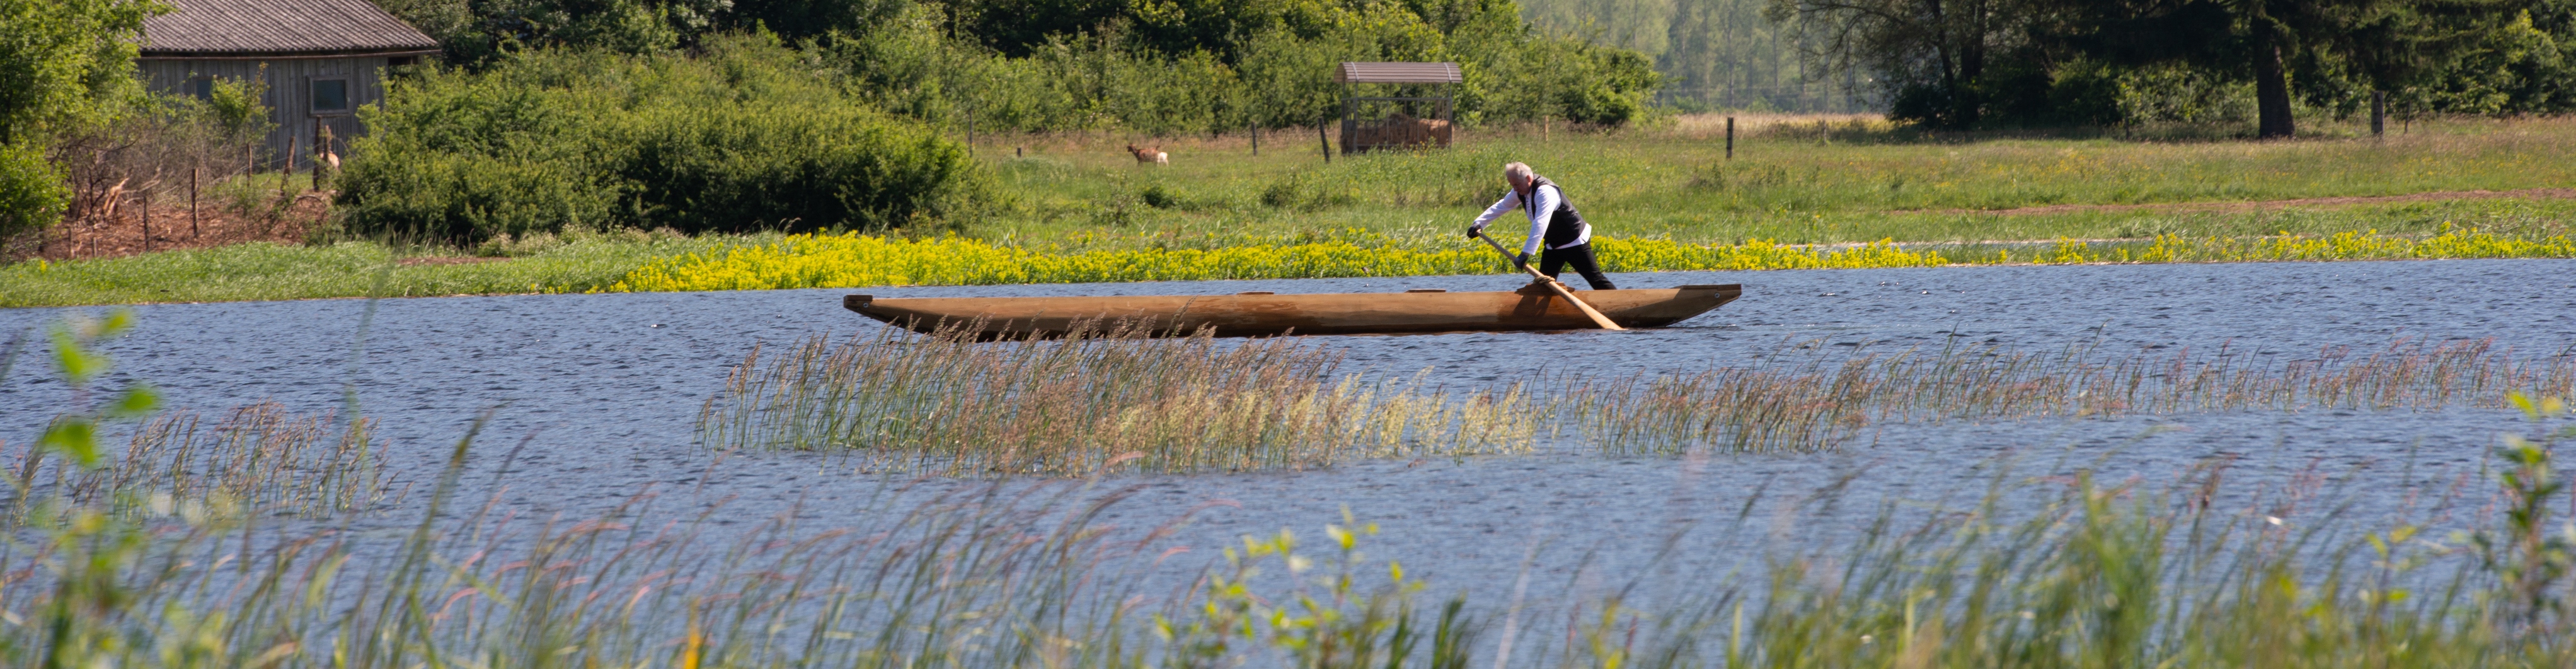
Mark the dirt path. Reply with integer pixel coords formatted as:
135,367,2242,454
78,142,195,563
1922,187,2576,216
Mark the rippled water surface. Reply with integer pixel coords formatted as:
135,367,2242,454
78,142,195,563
6,259,2574,601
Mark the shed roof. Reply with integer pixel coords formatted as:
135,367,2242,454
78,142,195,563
1337,62,1463,84
141,0,440,59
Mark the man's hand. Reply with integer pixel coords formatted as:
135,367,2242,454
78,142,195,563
1514,252,1530,271
1466,223,1483,239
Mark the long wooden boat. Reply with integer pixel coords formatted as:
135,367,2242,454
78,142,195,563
844,282,1742,338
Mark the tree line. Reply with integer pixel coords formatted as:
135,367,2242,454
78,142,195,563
368,0,1667,134
1765,0,2574,134
1518,0,2569,130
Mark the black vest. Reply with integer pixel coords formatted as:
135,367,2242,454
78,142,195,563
1520,177,1589,247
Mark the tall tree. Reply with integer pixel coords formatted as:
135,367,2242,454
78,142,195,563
1765,0,2074,126
0,0,161,239
2045,0,2447,137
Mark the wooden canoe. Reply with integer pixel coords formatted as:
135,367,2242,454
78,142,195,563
843,282,1742,338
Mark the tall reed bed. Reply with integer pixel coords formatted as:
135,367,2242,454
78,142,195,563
708,329,2573,462
703,324,1535,475
1575,337,2575,455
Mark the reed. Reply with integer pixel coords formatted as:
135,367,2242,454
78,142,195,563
707,326,2572,463
15,314,2576,667
1575,337,2576,455
701,323,1536,475
4,402,393,520
6,398,2574,668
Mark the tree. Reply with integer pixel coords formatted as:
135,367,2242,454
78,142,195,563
0,0,161,239
1766,0,2074,127
2071,0,2466,138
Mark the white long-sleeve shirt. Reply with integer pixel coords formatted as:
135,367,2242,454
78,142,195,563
1469,183,1589,255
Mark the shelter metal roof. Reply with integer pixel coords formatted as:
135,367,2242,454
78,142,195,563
141,0,440,59
1337,62,1463,84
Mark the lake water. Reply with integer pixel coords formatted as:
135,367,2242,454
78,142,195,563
4,258,2573,605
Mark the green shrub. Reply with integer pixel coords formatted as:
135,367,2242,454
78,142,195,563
0,141,67,240
337,35,987,243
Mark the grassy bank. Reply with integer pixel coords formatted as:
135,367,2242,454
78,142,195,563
0,234,730,306
9,116,2576,306
604,225,2575,293
969,115,2576,244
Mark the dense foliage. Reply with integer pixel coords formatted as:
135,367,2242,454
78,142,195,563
367,0,1664,132
1518,0,1865,112
1767,0,2576,132
0,0,160,240
336,37,986,242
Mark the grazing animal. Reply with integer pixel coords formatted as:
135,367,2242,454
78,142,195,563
1125,144,1169,165
1350,112,1451,151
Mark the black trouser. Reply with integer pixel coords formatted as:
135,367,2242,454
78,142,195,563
1539,243,1616,290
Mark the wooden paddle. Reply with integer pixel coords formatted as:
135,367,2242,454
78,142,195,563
1473,231,1626,330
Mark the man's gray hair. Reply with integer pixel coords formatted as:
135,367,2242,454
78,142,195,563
1502,162,1534,182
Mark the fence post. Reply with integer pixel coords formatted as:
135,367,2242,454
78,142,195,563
141,189,151,252
1318,118,1331,164
1251,124,1259,156
190,167,201,240
282,137,296,194
2371,91,2386,137
1725,117,1735,160
314,124,326,187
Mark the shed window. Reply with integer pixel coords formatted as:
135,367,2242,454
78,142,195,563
188,76,214,101
311,78,350,113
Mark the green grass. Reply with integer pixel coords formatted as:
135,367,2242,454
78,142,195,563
9,116,2575,306
0,235,731,306
968,115,2576,245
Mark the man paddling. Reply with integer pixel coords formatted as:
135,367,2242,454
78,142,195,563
1466,162,1617,290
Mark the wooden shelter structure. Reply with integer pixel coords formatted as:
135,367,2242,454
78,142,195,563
1335,62,1461,154
137,0,440,170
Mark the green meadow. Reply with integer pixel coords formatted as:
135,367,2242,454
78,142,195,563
8,115,2576,307
973,114,2576,245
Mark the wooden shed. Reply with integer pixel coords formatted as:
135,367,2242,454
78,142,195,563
1335,62,1461,154
137,0,440,170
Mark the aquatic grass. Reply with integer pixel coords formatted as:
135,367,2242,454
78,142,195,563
704,323,2570,463
4,402,394,520
1575,337,2576,455
6,400,2575,667
0,480,1184,668
702,324,1536,475
8,318,2576,668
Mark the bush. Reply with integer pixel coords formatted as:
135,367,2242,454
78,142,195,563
337,35,987,243
0,141,67,240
